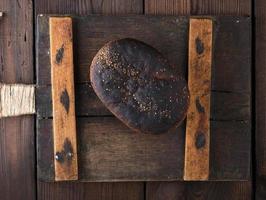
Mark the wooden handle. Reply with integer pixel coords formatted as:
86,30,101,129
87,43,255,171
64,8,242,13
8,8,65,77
49,17,78,181
184,18,213,181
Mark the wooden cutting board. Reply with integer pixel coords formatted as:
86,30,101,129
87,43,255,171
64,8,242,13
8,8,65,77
36,15,251,182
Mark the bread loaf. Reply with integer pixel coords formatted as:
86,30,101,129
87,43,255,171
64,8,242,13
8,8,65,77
90,38,189,134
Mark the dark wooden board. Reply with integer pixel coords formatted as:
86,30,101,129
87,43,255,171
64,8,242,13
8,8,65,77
146,181,252,200
36,15,251,181
256,0,266,179
0,0,35,200
36,15,251,94
37,181,144,200
256,0,266,199
38,117,250,181
36,85,250,121
37,117,185,181
145,0,251,16
36,0,144,16
37,15,188,85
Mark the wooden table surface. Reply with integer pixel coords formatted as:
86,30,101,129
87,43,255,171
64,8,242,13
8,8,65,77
0,0,262,199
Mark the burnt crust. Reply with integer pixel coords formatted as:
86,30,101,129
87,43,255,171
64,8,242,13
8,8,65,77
90,38,189,134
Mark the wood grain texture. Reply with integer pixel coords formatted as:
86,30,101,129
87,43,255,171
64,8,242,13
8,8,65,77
36,0,143,15
256,0,266,178
37,117,185,181
257,177,266,200
190,0,251,15
36,16,251,93
0,0,35,200
146,181,252,200
256,0,266,199
49,17,78,181
37,118,250,181
36,15,188,85
36,0,144,199
184,18,213,181
145,0,251,15
37,181,144,200
0,84,35,117
36,84,250,121
145,0,190,15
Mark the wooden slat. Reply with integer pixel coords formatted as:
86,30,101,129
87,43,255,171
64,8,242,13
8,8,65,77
36,85,250,121
184,18,213,181
256,0,266,178
256,0,266,199
36,0,143,15
49,17,78,181
37,182,144,200
257,177,266,200
37,117,250,181
144,0,251,16
36,15,188,85
144,0,190,15
0,84,35,118
190,0,251,15
37,117,185,181
36,16,251,94
146,181,252,200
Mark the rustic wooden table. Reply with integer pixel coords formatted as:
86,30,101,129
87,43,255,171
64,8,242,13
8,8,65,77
0,0,263,199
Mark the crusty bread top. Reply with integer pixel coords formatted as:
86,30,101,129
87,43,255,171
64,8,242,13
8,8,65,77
90,38,189,134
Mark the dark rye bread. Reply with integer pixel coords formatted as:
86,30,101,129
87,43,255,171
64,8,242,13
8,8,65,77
90,38,189,134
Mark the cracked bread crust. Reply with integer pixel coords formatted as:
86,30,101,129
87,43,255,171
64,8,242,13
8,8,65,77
90,38,189,134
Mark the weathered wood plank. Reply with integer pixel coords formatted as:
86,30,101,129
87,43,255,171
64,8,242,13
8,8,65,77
36,84,111,118
0,84,35,118
190,0,251,15
37,15,188,85
0,0,35,199
210,120,251,180
37,16,251,93
184,18,213,181
257,177,266,200
36,85,250,121
37,117,250,181
49,17,78,181
146,181,252,200
37,117,185,181
256,0,266,199
256,0,266,178
145,0,251,16
36,0,143,15
37,181,144,200
144,0,190,15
